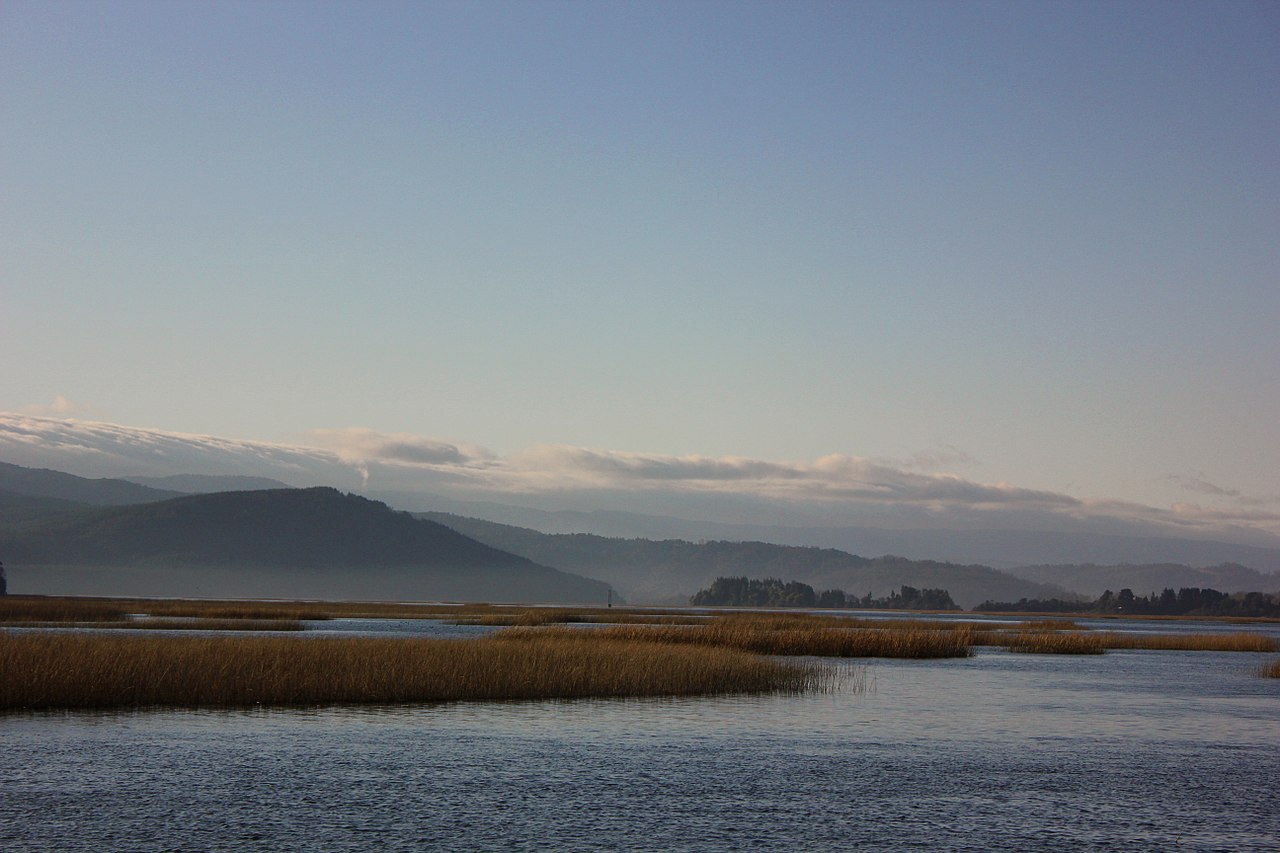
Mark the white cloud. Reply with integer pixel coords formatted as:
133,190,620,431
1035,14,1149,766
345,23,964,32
2,412,1278,543
0,413,360,488
306,428,496,468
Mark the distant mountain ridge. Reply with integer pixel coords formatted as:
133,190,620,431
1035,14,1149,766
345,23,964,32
380,492,1280,573
3,460,1275,606
2,487,614,603
123,473,294,493
1007,562,1280,597
418,512,1071,608
0,460,182,505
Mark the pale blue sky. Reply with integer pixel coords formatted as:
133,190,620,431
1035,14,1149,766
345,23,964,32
2,1,1277,520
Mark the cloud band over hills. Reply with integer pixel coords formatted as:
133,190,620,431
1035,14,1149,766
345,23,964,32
2,413,1278,547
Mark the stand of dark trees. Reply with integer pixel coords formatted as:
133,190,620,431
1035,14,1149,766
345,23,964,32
975,587,1280,617
690,576,959,611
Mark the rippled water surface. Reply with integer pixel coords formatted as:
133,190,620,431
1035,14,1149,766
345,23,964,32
3,623,1278,852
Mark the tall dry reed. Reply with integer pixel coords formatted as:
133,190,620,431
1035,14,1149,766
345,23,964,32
1088,632,1277,652
99,618,306,631
516,619,974,659
997,632,1106,654
0,596,128,623
0,631,827,710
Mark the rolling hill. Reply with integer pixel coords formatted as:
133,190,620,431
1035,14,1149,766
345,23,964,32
418,512,1071,608
2,487,615,604
0,460,182,505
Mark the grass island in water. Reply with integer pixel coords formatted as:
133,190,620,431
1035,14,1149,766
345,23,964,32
2,595,1277,709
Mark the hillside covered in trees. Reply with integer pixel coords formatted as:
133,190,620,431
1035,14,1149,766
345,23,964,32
420,512,1064,608
690,576,959,610
976,586,1280,617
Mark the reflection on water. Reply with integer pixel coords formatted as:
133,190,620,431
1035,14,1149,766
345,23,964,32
2,622,1278,851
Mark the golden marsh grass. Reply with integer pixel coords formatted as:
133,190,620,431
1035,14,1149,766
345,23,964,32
0,631,828,711
0,596,128,623
456,608,707,627
1262,659,1280,678
972,628,1276,654
998,632,1107,654
533,618,975,659
107,618,306,631
1089,632,1277,652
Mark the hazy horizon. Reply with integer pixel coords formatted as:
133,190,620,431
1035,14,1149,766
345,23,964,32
4,3,1277,548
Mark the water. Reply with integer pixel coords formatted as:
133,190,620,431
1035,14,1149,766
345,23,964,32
2,623,1278,851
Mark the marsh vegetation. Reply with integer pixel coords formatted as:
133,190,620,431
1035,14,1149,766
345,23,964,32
5,595,1278,711
0,630,828,710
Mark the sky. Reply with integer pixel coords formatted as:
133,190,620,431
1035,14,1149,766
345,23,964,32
2,1,1278,542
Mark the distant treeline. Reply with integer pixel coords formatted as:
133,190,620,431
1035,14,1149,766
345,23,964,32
690,577,959,611
975,587,1280,617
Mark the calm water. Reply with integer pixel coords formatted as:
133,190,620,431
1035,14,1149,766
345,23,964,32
2,621,1278,851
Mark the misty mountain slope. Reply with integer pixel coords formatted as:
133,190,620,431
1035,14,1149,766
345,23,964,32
0,489,89,530
420,512,1070,608
0,460,184,505
123,473,294,493
1008,562,1280,598
388,494,1280,574
2,488,614,604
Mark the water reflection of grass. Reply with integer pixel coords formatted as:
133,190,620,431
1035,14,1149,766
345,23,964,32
0,631,830,711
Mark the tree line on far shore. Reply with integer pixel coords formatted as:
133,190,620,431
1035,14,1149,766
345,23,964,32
975,586,1280,617
690,576,959,610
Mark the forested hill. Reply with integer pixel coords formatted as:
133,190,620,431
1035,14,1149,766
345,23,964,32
2,488,614,603
419,512,1068,608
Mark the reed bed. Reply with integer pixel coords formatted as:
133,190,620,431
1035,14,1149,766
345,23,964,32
104,618,306,632
996,632,1107,654
1088,632,1277,652
455,608,706,627
703,612,982,633
518,619,975,659
0,597,128,623
131,602,332,621
0,596,561,623
0,631,827,711
1261,659,1280,678
1016,619,1085,631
